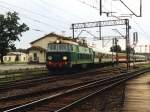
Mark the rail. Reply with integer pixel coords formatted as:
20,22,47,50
3,67,150,112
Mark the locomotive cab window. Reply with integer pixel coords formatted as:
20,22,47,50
48,44,72,52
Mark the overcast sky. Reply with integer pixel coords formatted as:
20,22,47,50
0,0,149,52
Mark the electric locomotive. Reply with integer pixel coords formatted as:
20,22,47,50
46,39,94,71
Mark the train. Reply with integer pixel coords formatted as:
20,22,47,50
46,39,146,71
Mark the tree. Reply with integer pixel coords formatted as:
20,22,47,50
126,46,135,53
110,45,122,52
121,46,135,53
0,12,29,64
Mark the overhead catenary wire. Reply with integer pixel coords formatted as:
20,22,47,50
30,0,75,24
1,0,149,41
0,0,71,26
76,0,99,10
76,0,120,19
0,4,62,32
1,0,100,35
75,0,150,38
75,0,150,48
34,0,87,21
94,0,150,42
109,0,150,40
132,19,150,38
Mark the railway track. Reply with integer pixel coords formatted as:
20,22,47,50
0,65,126,92
0,65,122,90
0,66,127,111
2,67,150,112
0,76,109,111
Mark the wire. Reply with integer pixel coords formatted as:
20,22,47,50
108,0,150,41
30,0,74,24
76,0,99,10
35,0,86,21
0,1,70,25
132,20,150,39
0,4,62,31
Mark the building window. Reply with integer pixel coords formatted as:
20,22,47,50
8,57,11,61
24,57,26,61
15,54,20,61
4,57,7,61
33,53,37,61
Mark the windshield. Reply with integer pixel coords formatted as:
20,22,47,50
47,44,72,52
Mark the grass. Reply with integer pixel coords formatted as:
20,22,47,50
141,63,150,68
0,67,48,85
0,62,27,64
0,67,47,75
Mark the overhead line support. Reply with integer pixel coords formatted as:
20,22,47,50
71,19,130,70
120,0,142,17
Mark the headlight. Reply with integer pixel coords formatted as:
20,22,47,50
48,56,52,60
56,40,60,43
63,56,67,60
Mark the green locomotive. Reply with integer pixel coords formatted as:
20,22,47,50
46,39,113,71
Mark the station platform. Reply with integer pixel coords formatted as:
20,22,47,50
0,64,45,71
121,72,150,112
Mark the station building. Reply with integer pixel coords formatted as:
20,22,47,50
3,52,28,63
27,33,73,64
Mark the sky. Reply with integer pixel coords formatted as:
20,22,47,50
0,0,150,53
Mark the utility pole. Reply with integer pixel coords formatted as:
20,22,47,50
139,45,142,53
72,24,75,39
145,45,147,53
119,0,142,17
125,19,130,69
99,23,101,40
112,38,115,66
113,38,118,64
149,45,150,53
132,32,138,68
149,45,150,60
100,0,102,15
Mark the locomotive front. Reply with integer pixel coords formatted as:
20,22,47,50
46,41,73,70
